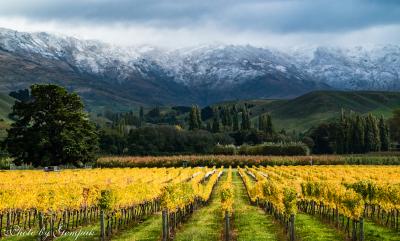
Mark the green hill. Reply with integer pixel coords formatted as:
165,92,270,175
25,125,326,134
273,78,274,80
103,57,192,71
198,91,400,132
246,91,400,132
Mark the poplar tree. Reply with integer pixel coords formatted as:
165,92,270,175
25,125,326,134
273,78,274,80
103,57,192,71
241,108,251,130
266,114,273,135
379,115,390,151
212,113,221,133
233,112,239,131
189,105,199,130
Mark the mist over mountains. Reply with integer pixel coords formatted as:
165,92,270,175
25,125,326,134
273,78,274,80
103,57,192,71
0,28,399,110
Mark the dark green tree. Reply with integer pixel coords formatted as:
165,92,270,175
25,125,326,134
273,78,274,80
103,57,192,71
212,114,221,133
189,105,199,130
4,84,98,167
388,109,400,143
195,105,202,129
241,108,251,130
352,115,365,153
364,113,380,152
379,115,390,151
266,114,273,136
258,114,266,132
233,112,239,131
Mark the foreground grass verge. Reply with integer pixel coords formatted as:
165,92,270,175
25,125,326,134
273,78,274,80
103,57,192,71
173,172,226,241
233,170,283,241
111,213,162,241
295,213,344,241
364,220,400,241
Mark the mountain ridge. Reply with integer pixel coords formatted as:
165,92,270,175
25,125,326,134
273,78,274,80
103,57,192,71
0,28,400,110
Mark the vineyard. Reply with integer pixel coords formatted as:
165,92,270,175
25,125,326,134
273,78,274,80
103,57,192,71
0,166,399,241
97,154,400,168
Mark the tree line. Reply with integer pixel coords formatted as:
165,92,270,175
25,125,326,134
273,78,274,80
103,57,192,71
3,84,400,167
309,110,391,154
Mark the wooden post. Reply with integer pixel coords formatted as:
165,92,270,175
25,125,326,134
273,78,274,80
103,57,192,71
100,210,105,241
38,212,44,241
0,213,3,238
352,220,357,241
359,218,364,241
289,214,295,241
225,210,230,241
162,209,168,241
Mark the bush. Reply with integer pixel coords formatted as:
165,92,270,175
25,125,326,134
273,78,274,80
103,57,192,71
237,142,309,156
213,144,237,155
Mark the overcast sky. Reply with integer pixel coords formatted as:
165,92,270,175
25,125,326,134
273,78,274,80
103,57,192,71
1,0,400,48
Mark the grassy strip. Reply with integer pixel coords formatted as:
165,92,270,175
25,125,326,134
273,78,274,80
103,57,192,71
173,172,226,241
295,213,345,241
111,214,162,241
233,170,283,241
364,220,400,241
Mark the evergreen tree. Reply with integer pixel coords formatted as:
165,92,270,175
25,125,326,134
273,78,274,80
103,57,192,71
379,115,390,151
241,108,251,130
388,109,400,143
139,106,144,120
212,113,221,133
266,114,273,135
189,105,199,130
195,105,202,129
352,115,365,153
335,116,347,154
364,114,380,152
258,114,266,132
233,112,239,131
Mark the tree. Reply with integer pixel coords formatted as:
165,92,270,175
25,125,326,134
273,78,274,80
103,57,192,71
195,105,202,129
352,115,365,153
266,114,274,136
212,114,221,133
189,105,200,130
388,109,400,143
4,84,98,167
364,113,380,152
309,123,334,154
241,108,251,130
233,112,239,131
258,114,266,132
379,115,390,151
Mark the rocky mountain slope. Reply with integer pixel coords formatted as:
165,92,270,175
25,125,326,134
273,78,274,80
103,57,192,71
0,28,399,110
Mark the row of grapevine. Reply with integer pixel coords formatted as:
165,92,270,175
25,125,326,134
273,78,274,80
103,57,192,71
238,167,296,241
220,167,234,241
241,165,400,241
0,168,202,240
161,167,223,241
265,165,400,232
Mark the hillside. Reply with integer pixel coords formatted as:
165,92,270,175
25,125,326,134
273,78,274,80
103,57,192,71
206,91,400,132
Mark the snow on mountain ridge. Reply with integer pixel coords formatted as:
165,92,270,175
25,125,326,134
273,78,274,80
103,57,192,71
0,28,400,91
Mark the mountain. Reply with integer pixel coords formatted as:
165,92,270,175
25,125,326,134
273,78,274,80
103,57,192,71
243,91,400,131
0,28,327,110
287,45,400,90
0,28,400,111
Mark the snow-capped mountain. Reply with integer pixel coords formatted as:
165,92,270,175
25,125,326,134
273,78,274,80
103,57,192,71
0,27,398,109
290,45,400,90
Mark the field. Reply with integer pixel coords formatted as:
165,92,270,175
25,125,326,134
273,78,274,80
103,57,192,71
0,163,399,241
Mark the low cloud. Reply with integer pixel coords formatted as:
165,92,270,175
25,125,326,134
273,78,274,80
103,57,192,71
0,0,400,48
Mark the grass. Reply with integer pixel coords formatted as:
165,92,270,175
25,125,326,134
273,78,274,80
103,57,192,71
111,214,162,241
295,213,345,241
173,172,226,241
233,170,283,241
364,220,400,241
